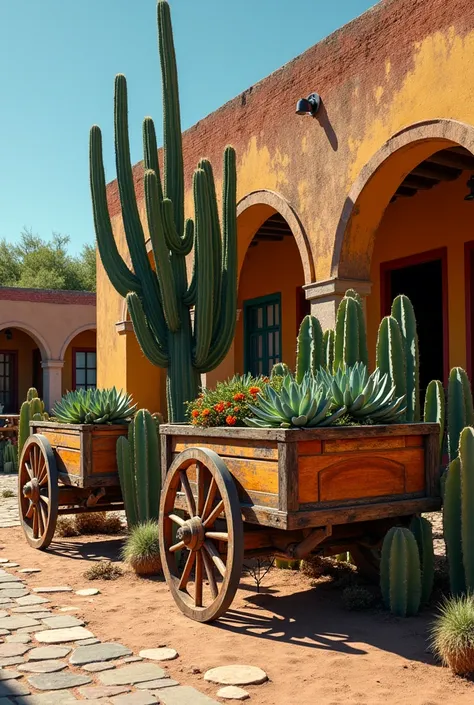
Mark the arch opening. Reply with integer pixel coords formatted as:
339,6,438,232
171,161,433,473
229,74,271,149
0,326,46,412
332,119,474,389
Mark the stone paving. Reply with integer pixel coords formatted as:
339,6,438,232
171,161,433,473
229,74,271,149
0,473,268,703
0,474,20,529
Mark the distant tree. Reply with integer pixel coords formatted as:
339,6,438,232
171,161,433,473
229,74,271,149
0,229,96,292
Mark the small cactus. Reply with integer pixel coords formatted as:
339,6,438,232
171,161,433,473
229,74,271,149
424,379,445,458
391,295,420,422
409,516,434,604
380,526,421,617
296,315,323,382
334,291,368,372
376,315,406,410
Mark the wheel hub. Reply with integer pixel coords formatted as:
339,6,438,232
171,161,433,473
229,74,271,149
176,516,205,551
22,478,40,504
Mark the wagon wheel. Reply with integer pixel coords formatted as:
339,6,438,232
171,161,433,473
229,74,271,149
18,435,58,550
159,447,244,623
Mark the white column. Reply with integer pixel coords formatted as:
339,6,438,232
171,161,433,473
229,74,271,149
303,277,372,329
41,360,64,412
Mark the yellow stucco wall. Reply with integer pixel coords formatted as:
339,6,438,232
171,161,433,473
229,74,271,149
97,0,474,404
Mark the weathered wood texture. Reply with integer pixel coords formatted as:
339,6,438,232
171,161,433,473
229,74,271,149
164,423,441,530
31,422,126,489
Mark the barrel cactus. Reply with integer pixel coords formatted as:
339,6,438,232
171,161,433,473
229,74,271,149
116,409,161,527
296,315,323,382
380,526,421,617
409,516,434,604
90,0,237,422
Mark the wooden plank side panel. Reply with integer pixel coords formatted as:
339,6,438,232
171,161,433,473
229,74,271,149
90,430,126,477
170,453,278,495
171,437,279,461
298,447,425,504
37,430,81,450
55,448,81,478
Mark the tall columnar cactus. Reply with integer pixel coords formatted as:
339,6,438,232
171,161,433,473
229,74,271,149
460,427,474,590
392,295,420,422
3,441,18,473
296,315,323,382
443,457,465,595
323,329,334,372
447,367,474,462
116,409,161,527
333,291,368,372
18,394,48,458
376,315,406,409
90,1,237,422
409,516,434,604
424,379,445,458
380,526,421,617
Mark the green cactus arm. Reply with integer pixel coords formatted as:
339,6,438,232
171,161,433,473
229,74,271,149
127,293,169,367
198,158,222,322
448,367,472,461
461,368,474,426
89,125,141,297
144,169,180,332
158,0,184,237
443,457,466,595
343,297,360,367
27,388,38,401
197,146,237,373
192,168,215,368
162,199,194,255
460,427,474,590
143,116,164,205
424,379,445,455
376,316,406,404
392,294,420,422
323,329,335,371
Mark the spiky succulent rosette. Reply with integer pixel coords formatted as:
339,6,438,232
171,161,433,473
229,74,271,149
53,387,136,424
316,362,406,423
244,373,346,428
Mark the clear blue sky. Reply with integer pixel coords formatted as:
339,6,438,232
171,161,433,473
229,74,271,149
0,0,375,254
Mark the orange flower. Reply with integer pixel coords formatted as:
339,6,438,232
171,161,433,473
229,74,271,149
233,392,245,401
226,401,232,408
226,415,237,426
234,406,240,413
214,402,225,413
191,409,200,418
249,386,261,395
192,418,199,425
202,408,210,417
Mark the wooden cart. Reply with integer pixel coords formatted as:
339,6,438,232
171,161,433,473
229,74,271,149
18,422,127,549
159,423,441,622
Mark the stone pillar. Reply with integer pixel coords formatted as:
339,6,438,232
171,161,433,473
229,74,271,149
41,360,64,412
303,277,372,330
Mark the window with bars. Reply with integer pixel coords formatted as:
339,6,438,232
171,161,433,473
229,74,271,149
0,352,16,412
74,350,97,391
244,294,281,377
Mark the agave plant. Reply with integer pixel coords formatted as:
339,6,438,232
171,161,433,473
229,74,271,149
316,362,406,423
244,373,346,428
53,388,136,424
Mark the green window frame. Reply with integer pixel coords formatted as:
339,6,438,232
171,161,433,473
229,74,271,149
244,293,282,377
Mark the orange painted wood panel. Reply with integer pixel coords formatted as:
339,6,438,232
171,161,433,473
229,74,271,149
55,448,81,477
297,440,322,456
171,437,278,461
405,435,423,447
90,433,123,476
41,430,81,450
298,447,425,503
171,453,278,494
322,436,405,453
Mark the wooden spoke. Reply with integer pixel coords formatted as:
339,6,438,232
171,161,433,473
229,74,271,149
205,531,228,542
202,547,218,599
37,505,44,536
197,462,206,516
203,499,224,528
169,540,185,553
178,550,196,590
168,513,185,527
195,551,203,607
37,461,47,484
32,508,39,539
25,501,34,519
40,494,50,506
179,471,196,517
25,462,34,481
201,477,217,522
39,474,49,487
38,500,48,530
204,540,226,578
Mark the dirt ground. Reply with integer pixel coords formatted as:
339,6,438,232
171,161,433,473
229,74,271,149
1,517,473,705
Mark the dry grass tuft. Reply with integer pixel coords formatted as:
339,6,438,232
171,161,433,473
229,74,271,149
84,560,124,581
1,489,15,498
431,594,474,676
122,521,161,576
55,512,124,538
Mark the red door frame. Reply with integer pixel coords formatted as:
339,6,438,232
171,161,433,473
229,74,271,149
0,350,19,413
72,347,96,391
380,247,449,385
465,241,474,381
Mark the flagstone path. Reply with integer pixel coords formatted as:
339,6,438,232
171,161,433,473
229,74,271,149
0,473,265,703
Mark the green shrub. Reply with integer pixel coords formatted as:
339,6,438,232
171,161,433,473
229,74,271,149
53,387,136,424
431,594,474,675
122,521,161,576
